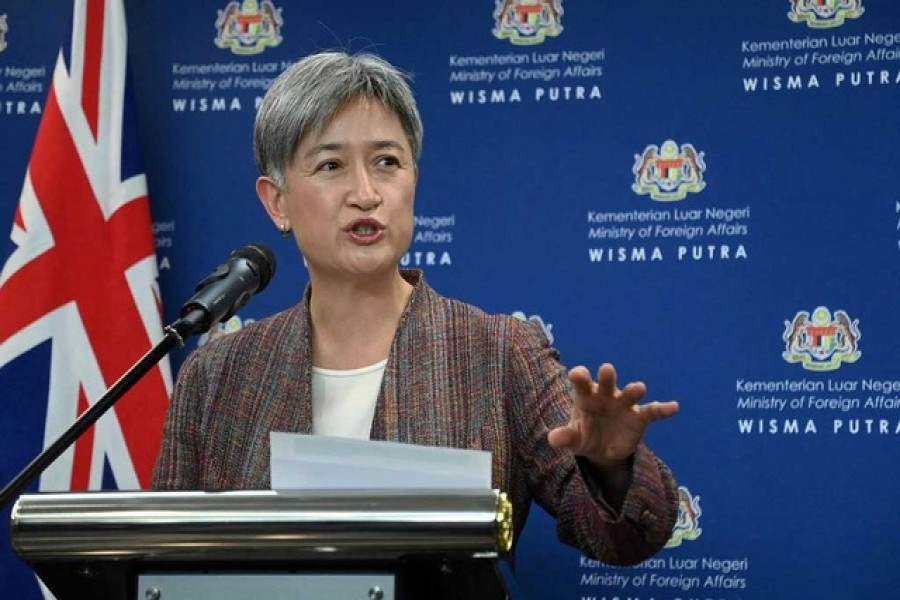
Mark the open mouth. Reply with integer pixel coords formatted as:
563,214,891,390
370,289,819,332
352,223,378,235
346,219,385,242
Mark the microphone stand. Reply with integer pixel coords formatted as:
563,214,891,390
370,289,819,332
0,316,201,510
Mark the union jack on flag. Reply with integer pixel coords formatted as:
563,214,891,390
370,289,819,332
0,0,170,520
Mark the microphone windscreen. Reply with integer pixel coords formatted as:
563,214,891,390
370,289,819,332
232,243,276,292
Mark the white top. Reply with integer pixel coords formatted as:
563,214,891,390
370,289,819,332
311,359,387,439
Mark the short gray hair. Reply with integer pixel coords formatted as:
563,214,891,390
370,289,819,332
253,51,424,188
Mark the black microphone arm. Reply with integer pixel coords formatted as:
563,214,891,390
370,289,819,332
0,244,276,509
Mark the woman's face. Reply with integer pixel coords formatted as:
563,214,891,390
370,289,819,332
263,96,417,282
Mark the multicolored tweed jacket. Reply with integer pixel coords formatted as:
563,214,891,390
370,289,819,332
153,269,678,564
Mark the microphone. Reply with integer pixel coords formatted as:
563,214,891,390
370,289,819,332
173,244,276,337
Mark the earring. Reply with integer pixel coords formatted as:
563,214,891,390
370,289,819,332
280,221,291,238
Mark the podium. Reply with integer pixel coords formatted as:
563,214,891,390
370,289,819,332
10,488,513,600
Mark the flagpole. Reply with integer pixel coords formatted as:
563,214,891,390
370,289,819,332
0,325,189,510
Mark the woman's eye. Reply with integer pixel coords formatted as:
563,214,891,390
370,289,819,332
316,160,340,172
376,156,400,168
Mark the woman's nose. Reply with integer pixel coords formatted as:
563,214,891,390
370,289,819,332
348,167,381,210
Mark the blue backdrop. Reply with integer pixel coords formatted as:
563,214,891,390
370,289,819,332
1,1,899,598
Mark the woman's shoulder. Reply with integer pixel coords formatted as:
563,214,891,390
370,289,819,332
183,305,304,369
422,285,549,348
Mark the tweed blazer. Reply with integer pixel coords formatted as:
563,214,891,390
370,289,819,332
152,269,678,564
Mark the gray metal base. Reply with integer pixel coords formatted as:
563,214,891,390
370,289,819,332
137,573,394,600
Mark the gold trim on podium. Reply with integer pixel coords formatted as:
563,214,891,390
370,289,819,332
495,491,513,553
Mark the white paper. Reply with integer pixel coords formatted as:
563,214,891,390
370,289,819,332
270,432,492,491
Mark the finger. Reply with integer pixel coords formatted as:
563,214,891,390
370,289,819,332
620,381,647,405
547,425,581,450
638,400,680,422
568,366,594,396
596,363,618,396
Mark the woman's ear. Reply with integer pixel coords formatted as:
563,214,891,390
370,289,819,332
256,176,284,226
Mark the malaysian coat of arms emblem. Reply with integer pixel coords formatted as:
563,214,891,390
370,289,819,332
0,14,8,53
493,0,564,45
215,0,283,55
666,486,702,548
783,307,861,371
632,140,707,202
788,0,864,28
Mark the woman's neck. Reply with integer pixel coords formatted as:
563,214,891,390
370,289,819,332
308,270,413,369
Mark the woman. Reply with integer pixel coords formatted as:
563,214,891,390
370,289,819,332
153,50,680,566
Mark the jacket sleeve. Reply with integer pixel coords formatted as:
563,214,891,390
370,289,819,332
151,349,207,490
505,320,679,565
